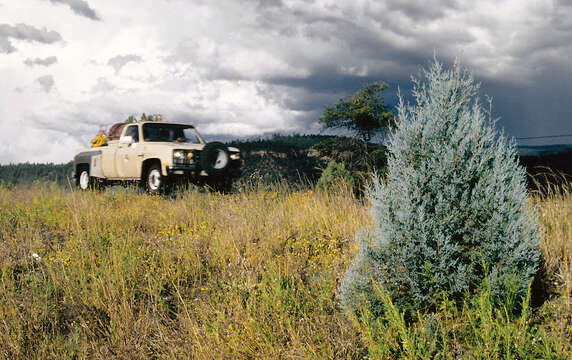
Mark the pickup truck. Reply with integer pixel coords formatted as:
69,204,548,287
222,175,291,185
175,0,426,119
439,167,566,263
73,121,241,193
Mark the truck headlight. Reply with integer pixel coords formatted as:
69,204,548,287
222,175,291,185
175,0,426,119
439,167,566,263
230,153,240,160
173,150,194,165
173,150,185,160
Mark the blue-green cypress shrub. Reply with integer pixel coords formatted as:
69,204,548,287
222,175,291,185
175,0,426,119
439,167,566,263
340,60,541,318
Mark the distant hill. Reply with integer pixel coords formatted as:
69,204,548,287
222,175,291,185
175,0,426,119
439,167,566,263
518,144,572,188
517,144,572,157
0,137,570,189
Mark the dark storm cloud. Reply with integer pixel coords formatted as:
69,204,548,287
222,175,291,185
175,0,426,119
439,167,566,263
164,1,446,138
253,0,466,45
24,56,58,67
48,0,101,21
0,24,62,53
256,83,338,112
379,0,461,22
479,60,572,140
36,75,55,93
244,1,572,140
107,54,143,74
168,0,468,102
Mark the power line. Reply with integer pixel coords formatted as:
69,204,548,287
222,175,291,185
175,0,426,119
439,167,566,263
516,134,572,140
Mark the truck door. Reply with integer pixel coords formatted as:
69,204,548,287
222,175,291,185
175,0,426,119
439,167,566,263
115,125,144,178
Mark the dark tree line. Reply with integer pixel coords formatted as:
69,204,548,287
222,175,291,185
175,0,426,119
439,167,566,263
0,162,73,187
0,139,570,190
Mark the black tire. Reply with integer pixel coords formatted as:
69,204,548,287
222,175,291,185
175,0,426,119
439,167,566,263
200,142,230,176
144,163,166,195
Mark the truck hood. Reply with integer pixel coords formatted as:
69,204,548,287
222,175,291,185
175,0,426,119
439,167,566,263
137,141,205,150
143,142,239,152
143,142,205,151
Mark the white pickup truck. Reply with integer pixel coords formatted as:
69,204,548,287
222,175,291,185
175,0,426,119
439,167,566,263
73,121,241,193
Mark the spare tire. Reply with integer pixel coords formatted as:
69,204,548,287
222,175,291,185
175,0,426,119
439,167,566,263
200,142,230,176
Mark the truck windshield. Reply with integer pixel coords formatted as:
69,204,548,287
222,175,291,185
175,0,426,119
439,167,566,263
142,123,202,143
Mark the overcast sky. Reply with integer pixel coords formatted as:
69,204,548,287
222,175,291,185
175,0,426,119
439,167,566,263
1,0,572,164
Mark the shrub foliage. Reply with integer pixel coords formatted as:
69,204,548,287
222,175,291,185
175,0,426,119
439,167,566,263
340,60,541,318
316,160,355,192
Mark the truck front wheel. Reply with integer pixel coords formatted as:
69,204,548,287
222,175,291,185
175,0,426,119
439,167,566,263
145,163,165,195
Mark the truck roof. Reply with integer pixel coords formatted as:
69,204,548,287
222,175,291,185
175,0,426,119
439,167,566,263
139,121,195,128
107,122,195,140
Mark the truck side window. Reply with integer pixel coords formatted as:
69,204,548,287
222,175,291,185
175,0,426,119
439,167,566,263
125,125,139,142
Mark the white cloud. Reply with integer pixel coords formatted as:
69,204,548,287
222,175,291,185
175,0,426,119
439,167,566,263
90,77,115,93
36,75,55,92
107,54,143,74
0,23,62,53
47,0,100,21
24,56,58,66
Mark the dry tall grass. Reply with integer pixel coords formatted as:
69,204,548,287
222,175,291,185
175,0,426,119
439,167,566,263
0,182,570,359
0,183,367,358
533,180,572,350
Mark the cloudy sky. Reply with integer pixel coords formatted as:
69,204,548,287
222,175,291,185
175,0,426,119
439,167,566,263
1,0,572,164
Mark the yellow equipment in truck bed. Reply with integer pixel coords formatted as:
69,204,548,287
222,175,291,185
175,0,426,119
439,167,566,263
90,131,108,147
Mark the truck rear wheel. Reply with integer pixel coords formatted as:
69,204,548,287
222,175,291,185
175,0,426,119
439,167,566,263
145,163,165,195
77,166,100,191
77,167,105,191
78,168,91,190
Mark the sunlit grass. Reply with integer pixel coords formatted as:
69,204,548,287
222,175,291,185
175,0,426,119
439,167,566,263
0,183,366,358
0,181,570,359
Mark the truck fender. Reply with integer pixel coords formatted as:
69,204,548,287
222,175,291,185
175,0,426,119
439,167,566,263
141,158,164,178
74,150,103,178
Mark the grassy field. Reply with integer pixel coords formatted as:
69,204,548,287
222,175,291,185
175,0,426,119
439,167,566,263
0,182,570,359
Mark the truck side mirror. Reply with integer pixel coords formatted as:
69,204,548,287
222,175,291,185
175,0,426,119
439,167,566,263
119,135,134,145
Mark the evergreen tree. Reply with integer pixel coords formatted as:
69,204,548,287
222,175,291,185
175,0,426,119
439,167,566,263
340,59,541,318
320,82,394,154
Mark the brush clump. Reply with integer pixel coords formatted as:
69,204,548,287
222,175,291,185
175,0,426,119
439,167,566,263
340,59,541,318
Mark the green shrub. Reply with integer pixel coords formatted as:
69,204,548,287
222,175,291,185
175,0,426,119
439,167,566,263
317,161,355,192
340,59,541,319
0,179,12,189
369,148,388,174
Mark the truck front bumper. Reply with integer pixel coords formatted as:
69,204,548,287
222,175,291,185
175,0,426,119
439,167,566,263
166,165,198,177
166,165,242,178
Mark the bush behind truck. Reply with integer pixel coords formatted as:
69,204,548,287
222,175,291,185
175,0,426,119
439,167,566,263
73,119,242,194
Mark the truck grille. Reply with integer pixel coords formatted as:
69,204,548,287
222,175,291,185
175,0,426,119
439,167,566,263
173,150,196,166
